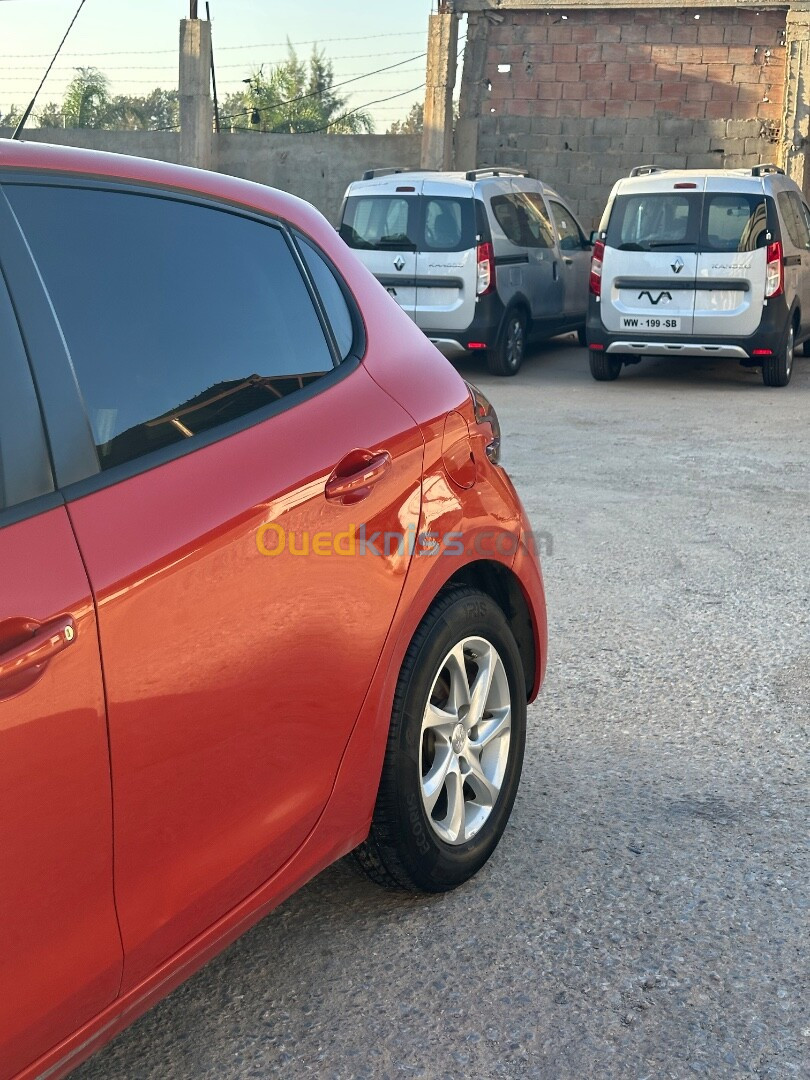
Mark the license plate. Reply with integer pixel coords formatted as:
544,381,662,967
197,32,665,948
620,316,680,332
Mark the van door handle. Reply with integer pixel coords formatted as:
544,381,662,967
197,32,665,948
0,616,77,684
562,256,574,266
325,450,392,504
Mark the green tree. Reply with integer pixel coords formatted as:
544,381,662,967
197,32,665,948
387,102,423,136
36,101,65,128
62,67,112,128
106,89,179,131
221,45,374,134
0,105,23,129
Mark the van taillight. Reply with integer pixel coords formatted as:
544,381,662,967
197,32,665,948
589,239,605,297
476,241,495,296
765,241,784,298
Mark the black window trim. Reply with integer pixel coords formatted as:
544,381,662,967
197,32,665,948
292,229,366,363
0,172,364,502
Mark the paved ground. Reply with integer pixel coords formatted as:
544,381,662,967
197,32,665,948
74,342,808,1080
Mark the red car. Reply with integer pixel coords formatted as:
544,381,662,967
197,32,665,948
0,141,547,1080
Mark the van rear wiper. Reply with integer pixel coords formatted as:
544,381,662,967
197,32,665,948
647,241,696,250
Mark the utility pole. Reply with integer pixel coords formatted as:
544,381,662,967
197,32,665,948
179,5,213,169
421,1,459,170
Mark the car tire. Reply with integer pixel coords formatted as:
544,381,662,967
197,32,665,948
577,326,587,347
589,352,623,381
353,586,527,893
487,309,527,376
762,323,794,387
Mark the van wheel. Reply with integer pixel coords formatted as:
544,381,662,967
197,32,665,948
353,587,527,892
762,324,794,387
487,309,526,376
589,352,623,381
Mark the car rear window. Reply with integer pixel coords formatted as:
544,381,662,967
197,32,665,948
607,191,769,253
701,193,768,252
340,194,475,253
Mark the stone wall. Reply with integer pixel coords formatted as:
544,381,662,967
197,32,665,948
462,6,789,228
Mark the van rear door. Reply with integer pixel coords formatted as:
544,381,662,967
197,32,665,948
339,184,421,319
413,183,477,334
693,182,769,339
600,182,701,336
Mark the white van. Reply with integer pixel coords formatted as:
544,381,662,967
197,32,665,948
339,168,590,375
586,165,810,386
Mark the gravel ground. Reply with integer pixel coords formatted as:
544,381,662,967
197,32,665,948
74,341,808,1080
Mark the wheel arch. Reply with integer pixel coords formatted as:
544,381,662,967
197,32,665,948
439,559,536,701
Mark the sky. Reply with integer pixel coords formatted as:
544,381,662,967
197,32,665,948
0,0,450,129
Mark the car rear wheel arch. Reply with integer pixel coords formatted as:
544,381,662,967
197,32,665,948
439,560,536,702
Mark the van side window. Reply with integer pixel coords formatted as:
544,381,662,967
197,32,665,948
776,192,808,250
548,200,585,251
491,193,553,249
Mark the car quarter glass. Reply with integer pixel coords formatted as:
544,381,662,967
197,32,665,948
5,184,335,472
298,236,356,360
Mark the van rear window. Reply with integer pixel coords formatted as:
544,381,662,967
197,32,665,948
340,195,475,253
606,192,768,253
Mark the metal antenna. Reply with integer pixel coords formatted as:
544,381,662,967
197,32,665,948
12,0,89,139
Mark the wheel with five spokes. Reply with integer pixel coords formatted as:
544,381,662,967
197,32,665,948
354,587,527,892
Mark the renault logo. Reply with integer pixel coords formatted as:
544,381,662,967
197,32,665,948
671,257,684,274
393,256,405,271
638,290,672,305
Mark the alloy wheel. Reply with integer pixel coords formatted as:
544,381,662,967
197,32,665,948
419,636,512,845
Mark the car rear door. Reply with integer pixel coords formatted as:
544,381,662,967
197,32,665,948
600,181,700,336
489,181,559,322
546,196,590,319
693,182,769,339
0,258,122,1080
339,184,420,319
413,182,477,334
6,179,424,994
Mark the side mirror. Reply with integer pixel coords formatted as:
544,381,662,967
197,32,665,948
589,230,601,245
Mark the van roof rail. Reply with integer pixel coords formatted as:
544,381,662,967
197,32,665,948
751,163,784,177
465,167,532,181
360,167,428,180
629,165,663,177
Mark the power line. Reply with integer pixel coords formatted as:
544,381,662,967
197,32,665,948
300,83,426,135
0,31,428,59
215,52,426,126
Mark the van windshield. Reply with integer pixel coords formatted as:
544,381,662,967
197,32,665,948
340,195,475,253
606,192,769,253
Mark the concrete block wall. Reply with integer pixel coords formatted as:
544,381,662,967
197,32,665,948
474,7,788,228
0,129,421,225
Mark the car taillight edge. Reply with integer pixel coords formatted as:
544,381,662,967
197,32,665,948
765,240,784,298
476,241,496,297
589,239,605,298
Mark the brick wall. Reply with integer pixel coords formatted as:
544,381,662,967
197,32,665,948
473,7,788,227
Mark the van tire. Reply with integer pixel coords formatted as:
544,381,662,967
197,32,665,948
762,324,794,387
589,352,623,381
487,309,526,376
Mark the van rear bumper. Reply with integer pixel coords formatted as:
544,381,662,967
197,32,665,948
421,293,506,356
586,294,791,360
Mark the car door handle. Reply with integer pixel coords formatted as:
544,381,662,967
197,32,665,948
562,256,574,265
0,615,77,684
325,450,392,504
